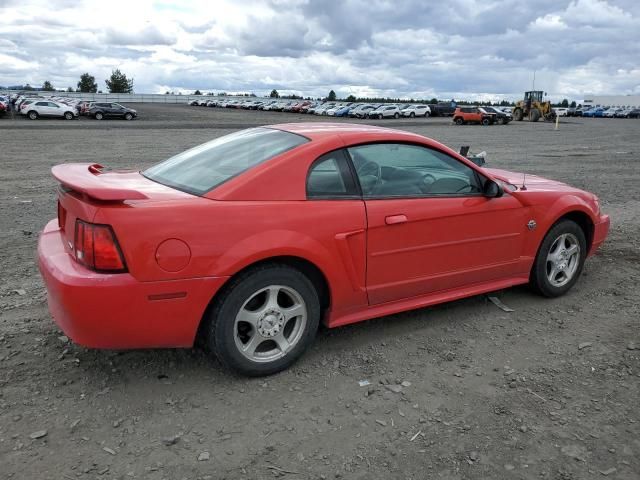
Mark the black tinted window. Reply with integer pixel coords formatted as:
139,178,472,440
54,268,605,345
143,128,308,196
307,152,348,198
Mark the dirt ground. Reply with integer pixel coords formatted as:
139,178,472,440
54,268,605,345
1,104,639,480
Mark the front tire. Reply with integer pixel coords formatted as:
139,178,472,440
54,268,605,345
206,264,320,376
530,220,587,297
394,112,400,119
481,118,490,126
409,112,415,118
94,112,104,120
64,111,73,120
124,112,133,120
28,111,38,120
454,117,464,125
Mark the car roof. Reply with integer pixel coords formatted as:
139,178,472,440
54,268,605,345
269,122,427,144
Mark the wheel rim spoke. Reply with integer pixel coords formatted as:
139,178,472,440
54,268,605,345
283,303,305,321
236,309,261,327
242,333,263,356
273,332,291,353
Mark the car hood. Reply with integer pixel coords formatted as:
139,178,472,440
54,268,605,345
485,168,575,192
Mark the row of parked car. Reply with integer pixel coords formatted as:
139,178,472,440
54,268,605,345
554,106,640,118
190,98,518,125
190,98,437,119
1,93,138,120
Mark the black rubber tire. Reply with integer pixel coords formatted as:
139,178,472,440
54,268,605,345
94,112,103,120
124,113,133,120
529,219,587,298
514,108,523,121
394,112,399,119
409,112,415,118
497,117,505,125
64,111,73,120
28,111,38,120
206,264,320,376
454,117,464,125
530,108,541,122
424,111,430,117
482,118,490,126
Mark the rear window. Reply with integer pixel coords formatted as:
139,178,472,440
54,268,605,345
142,127,308,195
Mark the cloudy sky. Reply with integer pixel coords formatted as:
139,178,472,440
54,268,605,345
1,0,639,101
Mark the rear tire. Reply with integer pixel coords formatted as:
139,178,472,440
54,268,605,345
454,117,464,125
530,220,587,298
514,108,523,121
28,111,38,120
394,112,400,119
206,264,320,376
481,118,490,126
94,112,104,120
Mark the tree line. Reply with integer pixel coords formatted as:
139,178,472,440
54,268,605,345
13,69,135,94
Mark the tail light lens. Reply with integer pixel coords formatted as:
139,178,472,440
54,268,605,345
74,220,127,272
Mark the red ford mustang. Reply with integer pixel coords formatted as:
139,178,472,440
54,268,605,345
38,123,610,375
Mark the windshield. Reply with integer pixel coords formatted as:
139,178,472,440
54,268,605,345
142,127,308,195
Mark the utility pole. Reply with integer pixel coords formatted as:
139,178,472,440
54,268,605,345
532,70,536,91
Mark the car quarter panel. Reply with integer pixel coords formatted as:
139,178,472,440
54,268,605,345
93,199,369,323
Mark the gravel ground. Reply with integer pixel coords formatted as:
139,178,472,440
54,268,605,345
1,104,639,479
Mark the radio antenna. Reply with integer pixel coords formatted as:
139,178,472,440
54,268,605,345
521,173,527,190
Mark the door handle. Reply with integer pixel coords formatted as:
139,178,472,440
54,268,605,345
385,214,407,225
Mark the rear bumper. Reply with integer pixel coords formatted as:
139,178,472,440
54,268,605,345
38,220,228,349
589,214,610,256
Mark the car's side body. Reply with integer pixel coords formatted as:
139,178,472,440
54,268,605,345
38,124,609,352
453,107,496,125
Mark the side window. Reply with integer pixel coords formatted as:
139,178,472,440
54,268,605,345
35,102,47,106
348,143,482,197
49,102,59,108
307,151,355,198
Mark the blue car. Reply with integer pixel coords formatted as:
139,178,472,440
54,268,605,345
333,105,353,117
583,107,605,117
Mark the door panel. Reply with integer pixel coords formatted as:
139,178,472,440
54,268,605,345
365,194,528,304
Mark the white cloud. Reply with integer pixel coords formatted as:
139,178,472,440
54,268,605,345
0,0,638,101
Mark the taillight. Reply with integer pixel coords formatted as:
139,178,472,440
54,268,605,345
74,220,127,272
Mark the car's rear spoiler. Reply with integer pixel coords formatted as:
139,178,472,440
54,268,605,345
51,163,149,201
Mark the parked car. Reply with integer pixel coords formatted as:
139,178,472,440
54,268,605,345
21,100,78,120
479,106,512,124
628,109,640,118
314,103,338,115
38,123,609,376
429,101,457,117
368,105,400,119
349,104,377,118
583,107,605,118
89,103,137,120
401,104,431,117
453,107,495,125
603,108,618,118
553,108,569,117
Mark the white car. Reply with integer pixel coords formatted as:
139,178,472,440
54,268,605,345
21,100,78,120
314,103,337,115
554,107,569,117
401,104,431,117
368,105,401,119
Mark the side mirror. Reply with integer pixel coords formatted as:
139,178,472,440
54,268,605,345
484,180,503,198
